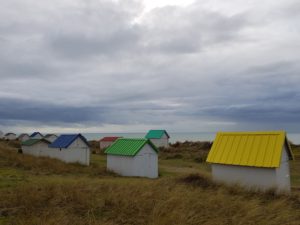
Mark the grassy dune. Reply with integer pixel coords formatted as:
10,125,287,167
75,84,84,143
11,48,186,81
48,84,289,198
0,140,300,225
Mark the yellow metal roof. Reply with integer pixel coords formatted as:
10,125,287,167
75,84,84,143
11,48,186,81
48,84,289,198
206,131,294,168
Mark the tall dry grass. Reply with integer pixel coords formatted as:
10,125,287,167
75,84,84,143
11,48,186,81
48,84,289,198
1,139,300,225
1,174,300,225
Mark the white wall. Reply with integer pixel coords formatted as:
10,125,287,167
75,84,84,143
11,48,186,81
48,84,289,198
100,141,113,149
211,146,291,192
275,146,291,192
107,144,158,178
22,138,90,166
22,142,49,157
212,164,277,191
149,133,169,148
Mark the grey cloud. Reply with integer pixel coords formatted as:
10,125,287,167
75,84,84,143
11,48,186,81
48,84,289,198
140,5,249,53
206,103,300,122
49,27,139,58
0,0,300,133
0,96,176,126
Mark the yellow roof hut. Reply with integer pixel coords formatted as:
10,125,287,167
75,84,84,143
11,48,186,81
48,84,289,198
206,131,294,192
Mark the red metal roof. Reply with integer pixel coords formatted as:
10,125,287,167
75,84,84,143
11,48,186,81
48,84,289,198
99,136,121,142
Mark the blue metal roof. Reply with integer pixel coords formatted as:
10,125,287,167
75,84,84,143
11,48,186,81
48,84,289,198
49,134,89,148
30,132,43,137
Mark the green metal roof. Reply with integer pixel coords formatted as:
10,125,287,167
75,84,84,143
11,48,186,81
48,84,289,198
21,139,50,146
104,138,158,156
145,130,170,139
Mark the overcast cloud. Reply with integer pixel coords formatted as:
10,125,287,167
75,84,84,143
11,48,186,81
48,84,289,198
0,0,299,133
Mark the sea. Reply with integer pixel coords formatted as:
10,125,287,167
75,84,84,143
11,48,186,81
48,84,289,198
82,132,300,144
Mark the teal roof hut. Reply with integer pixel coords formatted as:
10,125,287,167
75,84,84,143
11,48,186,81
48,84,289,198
145,130,170,148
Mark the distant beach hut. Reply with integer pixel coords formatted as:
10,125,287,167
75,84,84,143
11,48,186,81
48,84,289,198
145,130,170,148
44,134,58,143
30,132,43,139
105,138,158,178
99,136,121,149
48,134,90,165
4,133,17,140
18,133,30,142
206,131,294,192
21,139,51,157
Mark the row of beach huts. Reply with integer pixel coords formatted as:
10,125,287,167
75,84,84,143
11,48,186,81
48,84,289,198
0,129,295,193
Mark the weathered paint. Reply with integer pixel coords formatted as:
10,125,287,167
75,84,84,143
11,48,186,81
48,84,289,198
107,144,158,178
211,146,291,192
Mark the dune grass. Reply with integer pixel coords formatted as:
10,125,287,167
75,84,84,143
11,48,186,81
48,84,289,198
1,139,300,225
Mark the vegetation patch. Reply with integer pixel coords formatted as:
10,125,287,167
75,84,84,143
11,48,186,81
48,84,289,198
1,139,300,224
178,173,217,189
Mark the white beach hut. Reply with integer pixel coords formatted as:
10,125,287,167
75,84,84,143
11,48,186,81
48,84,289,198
4,133,17,140
145,130,170,148
105,138,158,178
18,133,30,142
44,134,58,143
48,134,90,165
206,131,294,192
99,136,121,149
29,132,43,139
21,139,51,157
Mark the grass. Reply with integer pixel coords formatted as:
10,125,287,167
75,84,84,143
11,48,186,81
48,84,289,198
0,139,300,224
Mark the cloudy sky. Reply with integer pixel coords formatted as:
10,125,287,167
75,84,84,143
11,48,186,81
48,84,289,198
0,0,299,133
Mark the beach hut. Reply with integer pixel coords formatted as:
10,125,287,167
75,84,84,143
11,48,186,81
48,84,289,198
99,136,121,149
4,133,17,140
44,134,58,143
48,134,90,165
145,130,170,148
105,138,158,178
206,131,294,192
30,132,43,139
21,139,51,157
18,133,30,142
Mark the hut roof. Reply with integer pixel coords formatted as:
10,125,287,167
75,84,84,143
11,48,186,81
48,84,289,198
206,131,294,168
49,134,89,148
105,138,158,156
30,132,43,137
22,139,50,146
145,130,170,139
